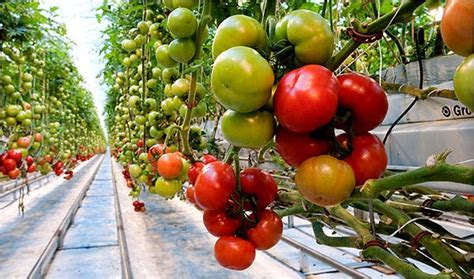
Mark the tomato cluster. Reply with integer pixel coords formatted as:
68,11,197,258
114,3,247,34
186,160,282,270
273,67,388,206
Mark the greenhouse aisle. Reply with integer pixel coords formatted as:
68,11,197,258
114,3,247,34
0,155,103,278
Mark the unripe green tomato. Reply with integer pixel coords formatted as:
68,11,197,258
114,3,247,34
139,152,149,162
211,46,274,113
0,109,6,119
172,0,198,9
196,82,207,99
146,138,157,147
134,34,146,47
164,84,174,97
137,21,150,35
221,109,276,149
121,39,137,52
135,115,147,126
4,84,15,94
162,67,179,83
22,73,33,82
145,98,157,111
151,68,161,79
129,54,139,64
147,78,158,89
148,111,160,125
154,177,181,198
150,126,164,139
6,117,17,127
2,75,12,85
171,78,190,97
15,111,27,122
123,57,132,66
6,105,21,116
167,8,197,39
128,96,141,109
212,14,267,59
453,54,474,111
22,82,33,91
156,45,178,68
169,38,195,63
129,164,142,178
22,119,32,127
11,92,22,100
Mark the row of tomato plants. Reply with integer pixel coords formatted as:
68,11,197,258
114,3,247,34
101,0,473,277
0,1,106,189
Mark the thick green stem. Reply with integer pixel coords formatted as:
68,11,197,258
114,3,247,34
312,220,361,248
362,247,452,279
360,162,474,199
372,200,468,278
324,0,426,71
327,204,373,244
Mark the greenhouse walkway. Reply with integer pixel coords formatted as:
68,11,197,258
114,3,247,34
0,153,405,278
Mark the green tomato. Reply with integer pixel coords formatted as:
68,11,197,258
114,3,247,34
162,67,179,83
211,46,274,113
2,75,12,85
196,82,207,99
15,111,27,122
146,138,157,147
154,177,182,198
171,97,184,110
171,78,190,97
11,92,22,101
137,21,150,35
167,8,197,39
4,84,15,94
145,98,157,111
453,54,474,111
22,119,32,127
156,45,178,68
6,117,17,127
148,111,160,125
134,34,146,47
150,126,164,139
212,14,267,59
121,39,137,52
151,67,162,79
169,38,195,63
138,174,149,184
161,98,176,115
6,105,21,117
164,84,174,97
22,73,33,82
135,115,147,126
275,10,334,65
221,109,275,149
147,78,158,89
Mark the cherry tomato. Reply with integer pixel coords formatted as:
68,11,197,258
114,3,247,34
169,38,195,63
2,158,16,172
188,162,204,184
167,7,197,39
274,10,334,65
203,209,241,237
440,0,474,57
157,153,183,179
17,136,30,148
336,73,388,134
214,236,256,270
7,149,22,162
211,46,274,113
8,168,21,179
295,155,355,206
154,177,182,198
194,161,236,210
273,65,338,133
275,125,331,167
337,133,387,186
155,44,178,68
221,110,275,149
240,168,277,209
212,15,267,59
246,210,283,250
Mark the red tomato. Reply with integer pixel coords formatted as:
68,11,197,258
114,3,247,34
188,162,204,184
273,65,338,133
8,168,21,179
240,168,277,209
27,163,37,173
203,209,241,237
194,161,236,210
7,149,23,162
157,153,183,179
34,133,43,142
2,158,17,172
214,236,256,270
26,155,34,166
337,133,387,186
201,154,217,165
17,137,31,148
147,144,170,163
185,186,197,204
137,139,144,148
336,73,388,134
246,210,283,250
275,125,332,167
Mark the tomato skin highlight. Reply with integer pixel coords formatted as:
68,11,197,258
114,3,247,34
214,236,256,270
203,209,241,237
275,125,331,167
246,210,283,250
295,155,355,207
337,133,387,186
240,168,278,209
440,0,474,57
336,73,388,134
194,161,236,210
273,65,338,133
